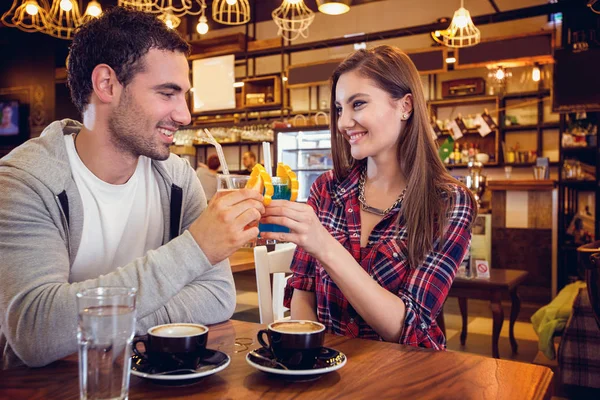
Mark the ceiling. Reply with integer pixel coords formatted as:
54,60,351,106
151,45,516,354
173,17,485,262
0,0,386,26
0,0,547,34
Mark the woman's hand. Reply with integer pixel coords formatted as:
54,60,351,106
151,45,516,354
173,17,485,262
260,200,332,258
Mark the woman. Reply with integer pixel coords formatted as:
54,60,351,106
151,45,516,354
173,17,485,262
260,45,476,349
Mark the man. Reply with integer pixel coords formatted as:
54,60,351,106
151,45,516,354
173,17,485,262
0,103,19,135
0,8,264,369
241,150,257,175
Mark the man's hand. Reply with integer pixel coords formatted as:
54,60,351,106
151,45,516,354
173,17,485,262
189,189,265,265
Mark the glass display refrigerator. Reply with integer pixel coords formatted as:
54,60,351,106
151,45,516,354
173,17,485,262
276,126,332,202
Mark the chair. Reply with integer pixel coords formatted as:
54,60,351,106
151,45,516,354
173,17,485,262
253,242,297,325
577,241,600,330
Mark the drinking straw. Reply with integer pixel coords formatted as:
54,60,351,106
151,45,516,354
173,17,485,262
262,141,272,177
201,128,232,189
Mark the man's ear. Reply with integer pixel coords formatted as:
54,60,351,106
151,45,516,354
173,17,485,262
91,64,122,104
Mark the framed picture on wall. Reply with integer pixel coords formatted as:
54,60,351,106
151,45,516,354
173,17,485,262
0,97,29,147
0,100,20,136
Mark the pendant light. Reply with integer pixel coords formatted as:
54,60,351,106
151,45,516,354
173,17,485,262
432,0,480,48
316,0,351,15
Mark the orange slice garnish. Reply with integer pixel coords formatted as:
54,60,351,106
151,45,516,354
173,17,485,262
277,162,299,202
245,164,274,205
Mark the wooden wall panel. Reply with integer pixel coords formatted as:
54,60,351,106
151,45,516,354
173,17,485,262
491,191,506,228
528,191,553,229
492,228,552,303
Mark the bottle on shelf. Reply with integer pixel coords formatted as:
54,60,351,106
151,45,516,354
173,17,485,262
461,143,470,164
452,143,461,165
265,86,274,104
468,142,476,162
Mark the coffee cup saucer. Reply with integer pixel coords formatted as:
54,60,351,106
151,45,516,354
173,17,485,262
131,348,230,385
246,346,346,378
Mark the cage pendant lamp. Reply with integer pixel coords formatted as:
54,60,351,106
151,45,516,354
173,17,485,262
1,0,51,33
45,0,84,40
151,0,204,18
272,0,315,41
117,0,156,12
438,0,480,48
157,11,181,28
212,0,250,25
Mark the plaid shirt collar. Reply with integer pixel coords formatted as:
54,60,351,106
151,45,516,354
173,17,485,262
329,161,363,208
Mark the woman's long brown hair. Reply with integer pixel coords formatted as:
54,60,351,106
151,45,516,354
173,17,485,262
329,45,476,268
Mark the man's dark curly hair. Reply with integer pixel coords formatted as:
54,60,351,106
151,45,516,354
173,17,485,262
67,7,190,113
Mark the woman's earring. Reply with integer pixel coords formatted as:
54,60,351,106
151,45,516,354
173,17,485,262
403,113,409,120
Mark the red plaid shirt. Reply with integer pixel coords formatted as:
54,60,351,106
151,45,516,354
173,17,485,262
284,162,475,349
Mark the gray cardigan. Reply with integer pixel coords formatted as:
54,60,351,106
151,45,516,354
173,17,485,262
0,120,236,369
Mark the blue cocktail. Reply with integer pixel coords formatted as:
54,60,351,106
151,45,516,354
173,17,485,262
259,177,291,234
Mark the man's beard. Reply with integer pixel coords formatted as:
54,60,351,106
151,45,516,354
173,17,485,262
107,91,170,161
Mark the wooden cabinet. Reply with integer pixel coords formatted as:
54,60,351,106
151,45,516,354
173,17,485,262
429,90,561,169
242,75,281,108
557,112,600,290
429,95,500,167
499,89,559,166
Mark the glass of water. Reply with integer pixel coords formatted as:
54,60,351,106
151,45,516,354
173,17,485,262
76,287,137,400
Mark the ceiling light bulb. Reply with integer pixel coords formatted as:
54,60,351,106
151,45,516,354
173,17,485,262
25,1,39,15
85,1,102,18
446,56,457,64
495,68,505,81
60,0,73,12
196,16,208,34
532,66,541,82
165,18,174,29
226,0,238,5
453,14,468,29
288,0,301,4
317,2,350,15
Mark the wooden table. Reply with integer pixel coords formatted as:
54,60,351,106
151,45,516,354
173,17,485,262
229,248,255,273
437,269,529,359
0,320,553,399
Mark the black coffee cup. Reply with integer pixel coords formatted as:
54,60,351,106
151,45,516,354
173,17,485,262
132,323,208,370
257,320,325,370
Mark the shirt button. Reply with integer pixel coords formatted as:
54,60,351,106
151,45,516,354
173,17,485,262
349,318,355,323
393,252,399,258
339,188,346,193
352,233,359,237
420,322,428,330
348,208,353,213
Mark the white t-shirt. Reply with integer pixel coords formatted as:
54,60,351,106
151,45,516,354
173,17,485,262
65,134,164,282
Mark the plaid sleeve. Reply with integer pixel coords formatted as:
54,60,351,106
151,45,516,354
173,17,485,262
283,173,327,308
398,186,475,348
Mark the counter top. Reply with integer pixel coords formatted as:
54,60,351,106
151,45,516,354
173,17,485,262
488,179,557,191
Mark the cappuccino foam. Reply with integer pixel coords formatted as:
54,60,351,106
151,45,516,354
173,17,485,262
150,324,207,338
271,321,324,334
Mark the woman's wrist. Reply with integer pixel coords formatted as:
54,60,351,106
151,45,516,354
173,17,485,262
315,228,343,267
